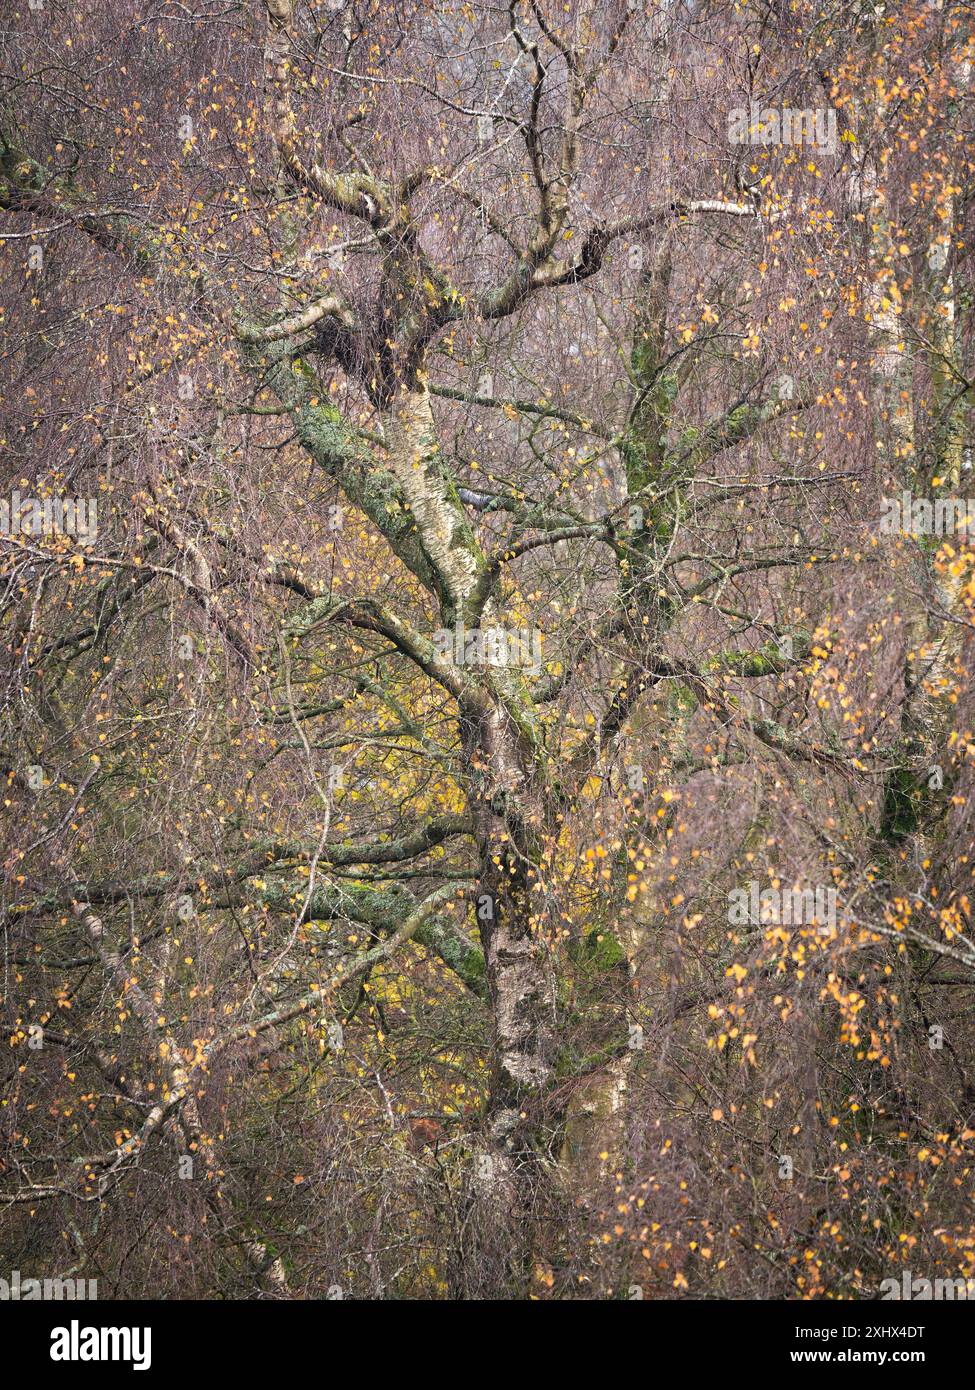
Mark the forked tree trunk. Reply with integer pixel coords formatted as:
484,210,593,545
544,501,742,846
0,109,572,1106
381,383,555,1138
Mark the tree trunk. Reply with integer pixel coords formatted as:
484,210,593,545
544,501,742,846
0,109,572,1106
462,694,553,1137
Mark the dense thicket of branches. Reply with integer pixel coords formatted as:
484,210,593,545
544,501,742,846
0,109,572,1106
2,0,974,1299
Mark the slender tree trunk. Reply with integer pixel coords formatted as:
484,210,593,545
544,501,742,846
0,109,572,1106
462,695,553,1134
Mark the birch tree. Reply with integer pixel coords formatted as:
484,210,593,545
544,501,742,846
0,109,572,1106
2,0,974,1298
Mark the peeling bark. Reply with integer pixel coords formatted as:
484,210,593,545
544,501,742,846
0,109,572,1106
382,384,485,619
